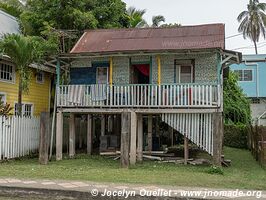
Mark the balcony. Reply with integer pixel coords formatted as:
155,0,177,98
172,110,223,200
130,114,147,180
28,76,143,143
57,83,221,109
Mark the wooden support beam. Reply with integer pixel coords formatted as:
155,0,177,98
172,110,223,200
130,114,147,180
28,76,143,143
170,127,174,147
69,113,75,158
184,134,189,165
213,112,223,166
109,57,113,86
87,114,92,155
147,115,153,153
39,112,50,165
101,114,105,136
157,55,161,85
137,114,143,162
121,112,130,168
130,112,137,165
56,110,63,161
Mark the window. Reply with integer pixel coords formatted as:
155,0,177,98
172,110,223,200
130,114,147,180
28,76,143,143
234,70,252,81
175,60,194,83
0,92,6,104
0,62,14,82
96,67,108,84
36,71,45,83
15,103,33,117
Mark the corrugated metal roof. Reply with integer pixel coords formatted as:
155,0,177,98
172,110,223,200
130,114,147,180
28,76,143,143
0,10,20,38
71,23,225,54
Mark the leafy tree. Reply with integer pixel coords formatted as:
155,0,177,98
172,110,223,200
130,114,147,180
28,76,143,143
224,72,251,125
20,0,128,36
152,15,165,27
0,34,56,116
0,0,24,18
237,0,266,54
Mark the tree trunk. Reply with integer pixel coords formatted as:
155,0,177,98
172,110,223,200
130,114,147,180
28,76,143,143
17,79,23,116
254,40,258,54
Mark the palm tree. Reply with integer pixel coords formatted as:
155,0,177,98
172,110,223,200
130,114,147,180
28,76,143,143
152,15,165,27
237,0,266,54
0,34,35,116
126,6,147,28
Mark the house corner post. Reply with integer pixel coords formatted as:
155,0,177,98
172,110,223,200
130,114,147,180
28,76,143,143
39,112,50,165
69,113,75,158
130,111,137,165
147,115,153,153
56,110,63,161
212,112,223,166
121,111,130,168
109,57,113,86
157,55,161,85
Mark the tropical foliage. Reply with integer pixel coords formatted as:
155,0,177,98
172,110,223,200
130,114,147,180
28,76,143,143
0,34,56,116
0,0,24,18
223,72,251,125
0,96,12,117
237,0,266,54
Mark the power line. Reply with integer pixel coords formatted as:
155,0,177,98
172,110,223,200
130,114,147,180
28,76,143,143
225,33,243,39
231,42,266,50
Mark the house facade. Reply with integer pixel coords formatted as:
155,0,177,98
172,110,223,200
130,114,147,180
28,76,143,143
230,54,266,125
0,10,54,116
55,24,241,166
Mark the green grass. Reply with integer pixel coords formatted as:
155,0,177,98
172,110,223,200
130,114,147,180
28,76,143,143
0,147,265,190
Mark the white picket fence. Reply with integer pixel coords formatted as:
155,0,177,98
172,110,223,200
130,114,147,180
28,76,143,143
0,116,40,160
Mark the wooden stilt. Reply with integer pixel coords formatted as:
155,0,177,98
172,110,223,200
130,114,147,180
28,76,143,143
147,115,153,153
101,114,105,136
121,112,130,168
213,112,223,166
69,113,75,158
56,110,63,161
137,114,143,162
87,114,92,155
39,112,50,165
184,134,189,165
130,112,137,165
170,127,174,147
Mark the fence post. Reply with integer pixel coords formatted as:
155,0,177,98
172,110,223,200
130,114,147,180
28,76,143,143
39,112,50,165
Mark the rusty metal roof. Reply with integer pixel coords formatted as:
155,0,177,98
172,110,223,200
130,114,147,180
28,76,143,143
70,23,225,54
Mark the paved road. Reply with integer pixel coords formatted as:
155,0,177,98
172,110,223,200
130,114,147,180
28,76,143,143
0,178,265,200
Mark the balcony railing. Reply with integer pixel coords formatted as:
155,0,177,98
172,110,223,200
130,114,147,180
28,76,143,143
57,83,221,108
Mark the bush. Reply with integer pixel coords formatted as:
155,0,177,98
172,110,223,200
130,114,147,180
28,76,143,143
206,165,224,175
224,124,250,149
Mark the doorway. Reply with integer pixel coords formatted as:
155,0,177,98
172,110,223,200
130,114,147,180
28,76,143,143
131,64,150,84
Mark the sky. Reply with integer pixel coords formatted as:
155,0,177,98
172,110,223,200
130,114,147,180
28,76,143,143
123,0,266,55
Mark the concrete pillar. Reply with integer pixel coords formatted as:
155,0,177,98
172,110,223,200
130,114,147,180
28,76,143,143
147,115,153,153
137,114,143,162
130,112,137,165
69,113,75,158
56,110,63,161
87,114,92,155
121,112,130,168
213,112,223,166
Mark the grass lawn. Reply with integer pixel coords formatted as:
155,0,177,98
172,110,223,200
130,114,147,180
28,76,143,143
0,147,265,190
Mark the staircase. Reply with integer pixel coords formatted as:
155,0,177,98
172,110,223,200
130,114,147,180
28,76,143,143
162,113,214,155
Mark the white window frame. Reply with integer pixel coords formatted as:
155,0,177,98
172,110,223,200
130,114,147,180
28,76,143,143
175,65,194,83
96,67,109,84
36,71,45,84
234,69,253,82
14,102,34,117
0,92,7,104
0,61,15,84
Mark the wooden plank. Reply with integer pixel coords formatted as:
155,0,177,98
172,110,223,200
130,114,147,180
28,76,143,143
121,112,130,168
39,112,50,165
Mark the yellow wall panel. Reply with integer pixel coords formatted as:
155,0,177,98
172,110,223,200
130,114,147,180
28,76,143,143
0,68,51,116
